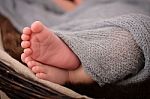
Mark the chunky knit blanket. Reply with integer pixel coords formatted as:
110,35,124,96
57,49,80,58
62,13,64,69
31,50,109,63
0,0,150,86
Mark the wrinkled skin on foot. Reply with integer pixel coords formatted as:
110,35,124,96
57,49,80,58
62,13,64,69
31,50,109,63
0,11,101,99
21,21,93,85
21,21,80,70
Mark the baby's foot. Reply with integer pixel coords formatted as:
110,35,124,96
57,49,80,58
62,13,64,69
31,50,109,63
27,61,93,85
27,61,69,85
21,21,80,69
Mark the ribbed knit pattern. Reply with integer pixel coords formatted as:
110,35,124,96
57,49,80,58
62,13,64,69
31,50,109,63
0,0,150,86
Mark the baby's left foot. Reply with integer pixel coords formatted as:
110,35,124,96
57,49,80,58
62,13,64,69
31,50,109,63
21,21,80,69
27,61,69,85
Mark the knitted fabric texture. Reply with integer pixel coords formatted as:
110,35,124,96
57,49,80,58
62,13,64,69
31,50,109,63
0,0,150,86
55,14,149,86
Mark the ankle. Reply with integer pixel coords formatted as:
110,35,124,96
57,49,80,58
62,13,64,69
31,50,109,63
68,66,94,84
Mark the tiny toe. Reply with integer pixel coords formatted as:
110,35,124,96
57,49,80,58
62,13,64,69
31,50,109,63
21,34,30,41
25,56,32,63
32,66,44,73
24,48,32,56
23,27,32,35
27,61,34,68
21,41,30,48
21,53,26,63
27,60,43,68
31,21,44,33
27,61,37,68
36,73,47,80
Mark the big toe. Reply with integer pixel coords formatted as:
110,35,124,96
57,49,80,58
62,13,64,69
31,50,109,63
31,21,44,33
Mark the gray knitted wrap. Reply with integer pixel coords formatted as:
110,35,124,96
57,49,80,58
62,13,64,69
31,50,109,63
0,0,150,86
55,14,150,86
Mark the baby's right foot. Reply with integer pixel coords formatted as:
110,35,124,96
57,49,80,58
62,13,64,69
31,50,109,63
27,60,93,85
21,21,80,69
27,61,69,85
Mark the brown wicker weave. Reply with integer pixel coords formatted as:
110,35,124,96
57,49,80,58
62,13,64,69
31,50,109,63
0,61,71,99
